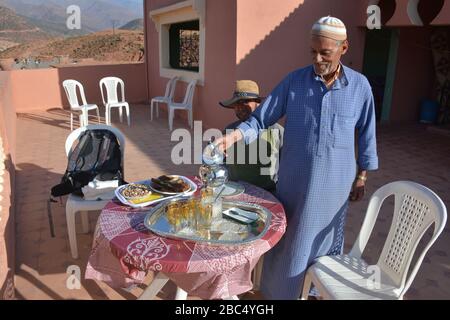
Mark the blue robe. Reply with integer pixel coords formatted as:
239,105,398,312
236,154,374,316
237,65,379,299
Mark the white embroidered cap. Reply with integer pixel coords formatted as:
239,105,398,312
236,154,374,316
311,16,347,41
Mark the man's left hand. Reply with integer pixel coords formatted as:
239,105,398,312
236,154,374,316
350,179,366,202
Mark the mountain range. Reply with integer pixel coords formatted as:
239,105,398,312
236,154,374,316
0,6,56,51
119,18,144,31
0,1,143,53
0,0,143,34
0,29,145,65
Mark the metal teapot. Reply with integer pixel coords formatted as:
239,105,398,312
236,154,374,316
199,142,228,188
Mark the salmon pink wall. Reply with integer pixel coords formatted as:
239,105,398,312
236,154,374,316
145,0,238,130
0,71,16,300
145,0,449,127
145,0,368,130
236,0,368,96
199,0,237,130
8,63,148,112
431,0,450,25
0,72,16,160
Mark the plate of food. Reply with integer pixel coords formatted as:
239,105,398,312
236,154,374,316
149,175,197,195
115,182,167,208
115,176,197,208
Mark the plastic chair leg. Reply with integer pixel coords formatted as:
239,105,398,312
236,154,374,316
169,108,174,131
106,107,111,126
156,102,159,119
126,105,130,126
119,107,123,123
79,115,84,128
65,201,79,259
83,109,89,127
96,108,101,124
81,211,89,234
175,287,188,300
150,101,154,121
188,109,193,129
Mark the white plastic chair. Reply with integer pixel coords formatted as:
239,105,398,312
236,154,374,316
100,77,131,126
168,79,197,131
62,80,101,131
150,76,179,121
65,125,125,259
301,181,447,300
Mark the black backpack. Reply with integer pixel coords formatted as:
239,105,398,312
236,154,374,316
48,129,125,237
51,129,124,198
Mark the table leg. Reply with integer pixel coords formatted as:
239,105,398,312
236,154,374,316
81,211,89,234
138,273,170,300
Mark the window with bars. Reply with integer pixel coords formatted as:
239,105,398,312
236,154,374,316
169,20,200,72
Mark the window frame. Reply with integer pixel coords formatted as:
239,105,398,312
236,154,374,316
150,0,205,85
169,20,200,72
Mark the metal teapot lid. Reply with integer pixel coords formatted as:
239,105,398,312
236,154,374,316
202,142,224,166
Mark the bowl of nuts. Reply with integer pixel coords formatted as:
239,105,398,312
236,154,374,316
116,183,165,207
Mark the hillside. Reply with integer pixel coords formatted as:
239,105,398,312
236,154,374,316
0,6,34,31
120,18,144,31
0,6,55,50
0,0,143,33
0,30,145,63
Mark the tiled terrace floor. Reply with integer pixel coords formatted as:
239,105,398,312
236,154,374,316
13,105,450,300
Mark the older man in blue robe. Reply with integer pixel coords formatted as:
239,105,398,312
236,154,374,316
215,16,379,299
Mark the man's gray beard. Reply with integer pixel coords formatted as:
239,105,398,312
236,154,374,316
315,64,333,76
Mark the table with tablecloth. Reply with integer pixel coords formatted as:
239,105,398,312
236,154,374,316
85,176,287,299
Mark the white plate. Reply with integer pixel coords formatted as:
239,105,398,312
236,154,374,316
115,177,197,208
148,175,196,196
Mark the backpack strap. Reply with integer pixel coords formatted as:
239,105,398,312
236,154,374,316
93,131,112,173
68,130,91,173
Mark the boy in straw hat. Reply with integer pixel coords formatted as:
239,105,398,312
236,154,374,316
219,80,284,192
215,16,378,299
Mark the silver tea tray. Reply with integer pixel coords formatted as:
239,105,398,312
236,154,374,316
144,200,272,246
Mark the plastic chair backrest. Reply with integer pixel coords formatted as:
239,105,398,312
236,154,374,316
62,79,88,109
182,79,197,106
349,181,447,297
100,77,126,105
167,77,179,101
65,125,126,172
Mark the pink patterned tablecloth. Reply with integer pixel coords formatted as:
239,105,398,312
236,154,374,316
85,176,287,299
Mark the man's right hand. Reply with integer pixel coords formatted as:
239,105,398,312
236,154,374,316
214,130,243,155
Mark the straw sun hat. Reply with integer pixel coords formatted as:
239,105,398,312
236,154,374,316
219,80,263,108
